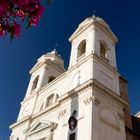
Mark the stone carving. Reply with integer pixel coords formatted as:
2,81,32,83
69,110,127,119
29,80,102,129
58,109,66,118
83,96,100,105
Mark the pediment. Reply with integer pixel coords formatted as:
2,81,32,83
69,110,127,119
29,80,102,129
29,61,45,74
69,18,93,41
27,121,57,135
69,16,118,43
30,62,41,74
30,122,47,132
29,54,48,74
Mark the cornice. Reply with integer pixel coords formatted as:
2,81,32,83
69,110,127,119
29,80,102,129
38,53,93,94
33,80,92,119
69,18,117,44
68,53,93,70
39,71,67,94
32,101,60,119
93,53,120,76
68,52,119,76
10,80,91,129
94,21,118,44
92,79,128,106
30,59,65,74
21,91,38,105
10,78,128,130
22,53,120,105
69,20,94,42
30,61,47,74
9,116,32,129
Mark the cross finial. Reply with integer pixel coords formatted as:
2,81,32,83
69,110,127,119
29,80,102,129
93,10,96,18
53,44,58,50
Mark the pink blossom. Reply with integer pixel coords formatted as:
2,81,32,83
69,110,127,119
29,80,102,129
12,0,30,7
36,5,44,18
0,1,8,17
16,10,25,20
29,16,39,26
12,23,21,37
0,0,48,40
28,4,44,26
0,28,6,37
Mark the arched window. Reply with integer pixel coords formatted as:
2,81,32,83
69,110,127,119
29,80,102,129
46,94,54,107
39,93,59,112
48,76,56,83
100,41,107,59
31,75,39,91
77,40,86,58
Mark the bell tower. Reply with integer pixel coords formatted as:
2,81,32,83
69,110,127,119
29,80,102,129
25,49,65,97
69,15,117,67
68,16,126,140
69,16,120,94
17,49,65,120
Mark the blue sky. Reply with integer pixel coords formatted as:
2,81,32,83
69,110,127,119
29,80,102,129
0,0,140,139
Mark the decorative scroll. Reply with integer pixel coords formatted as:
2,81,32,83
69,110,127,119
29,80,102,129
58,109,67,118
83,96,100,105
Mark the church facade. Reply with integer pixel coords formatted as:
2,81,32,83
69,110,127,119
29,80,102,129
9,16,140,140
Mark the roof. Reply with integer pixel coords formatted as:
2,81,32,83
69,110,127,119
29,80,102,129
69,15,118,43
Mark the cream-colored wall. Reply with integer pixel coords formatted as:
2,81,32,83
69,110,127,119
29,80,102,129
69,25,95,68
10,82,126,140
11,87,94,140
96,89,126,140
93,60,120,94
10,119,31,140
17,95,37,120
95,27,117,67
10,16,126,140
21,58,93,116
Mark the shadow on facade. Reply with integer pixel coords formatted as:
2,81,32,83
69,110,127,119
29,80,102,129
68,85,79,140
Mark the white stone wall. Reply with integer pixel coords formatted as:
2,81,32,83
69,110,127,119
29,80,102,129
10,80,126,140
95,27,117,67
10,16,126,140
93,59,120,95
69,25,95,68
33,58,93,115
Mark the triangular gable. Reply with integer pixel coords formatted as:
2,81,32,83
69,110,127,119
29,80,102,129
31,122,47,132
69,18,93,41
27,121,52,135
27,120,58,136
69,16,118,43
29,61,44,74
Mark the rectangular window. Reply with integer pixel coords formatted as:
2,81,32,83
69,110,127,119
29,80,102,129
69,133,75,140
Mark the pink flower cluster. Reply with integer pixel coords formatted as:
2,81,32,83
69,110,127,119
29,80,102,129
0,0,44,40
